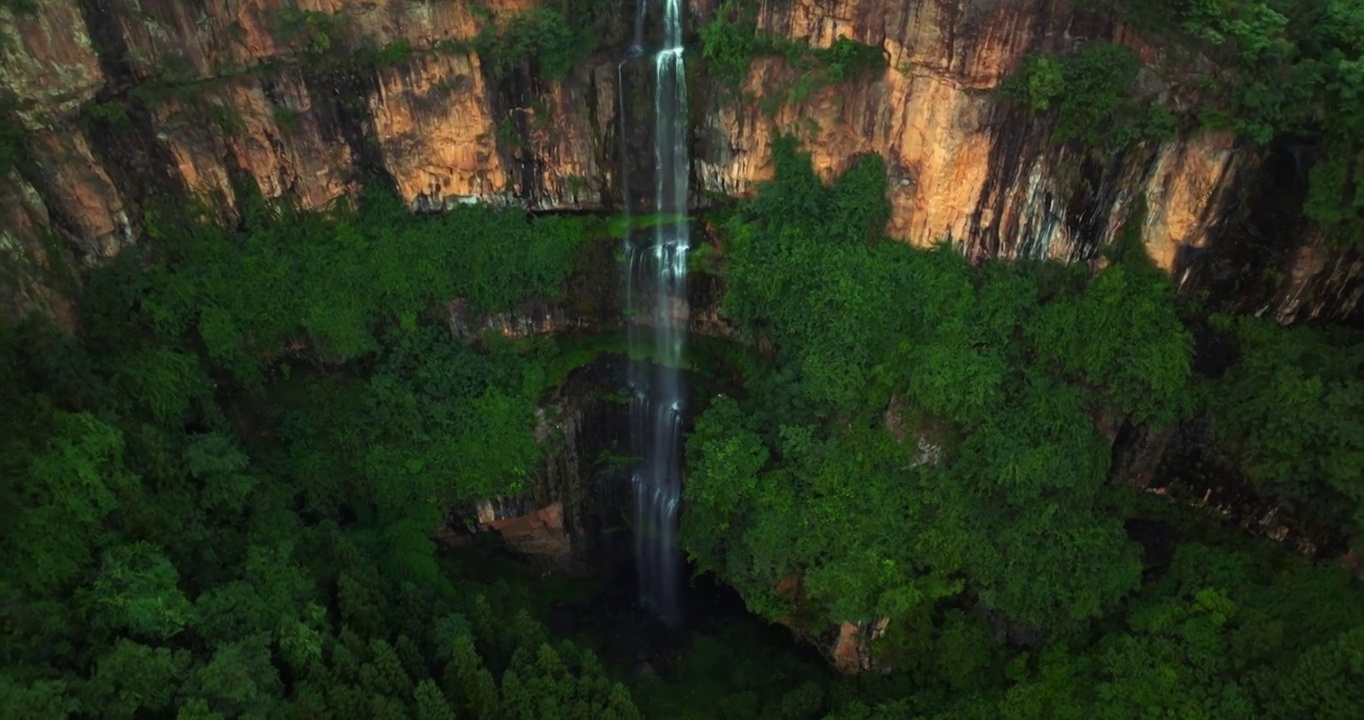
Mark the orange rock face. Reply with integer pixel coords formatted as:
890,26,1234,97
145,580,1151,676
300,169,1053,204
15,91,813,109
0,172,77,327
832,622,864,674
0,0,1357,320
481,501,573,561
371,53,507,204
1271,229,1364,324
24,131,133,259
1,1,103,128
831,617,891,674
696,0,1245,272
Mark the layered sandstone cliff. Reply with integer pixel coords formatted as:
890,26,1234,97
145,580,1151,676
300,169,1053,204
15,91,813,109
695,0,1240,266
1,0,1359,324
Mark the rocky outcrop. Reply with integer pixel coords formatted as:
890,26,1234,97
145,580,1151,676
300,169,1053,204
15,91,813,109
1,2,102,126
443,235,733,341
2,0,1358,323
1270,232,1364,324
0,170,79,326
0,0,619,320
831,619,891,675
771,573,893,674
441,354,634,572
435,499,574,567
693,0,1254,281
478,501,573,563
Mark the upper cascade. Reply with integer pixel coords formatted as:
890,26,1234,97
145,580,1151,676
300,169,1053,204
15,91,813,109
622,0,692,628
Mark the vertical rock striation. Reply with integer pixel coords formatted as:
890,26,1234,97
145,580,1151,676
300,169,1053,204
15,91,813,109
693,0,1247,272
0,0,1359,322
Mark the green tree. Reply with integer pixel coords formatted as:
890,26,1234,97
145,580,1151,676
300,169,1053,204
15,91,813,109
82,640,191,719
414,678,457,720
84,542,195,640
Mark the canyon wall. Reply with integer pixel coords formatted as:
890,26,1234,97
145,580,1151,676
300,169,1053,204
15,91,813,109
439,356,634,575
1,0,1360,324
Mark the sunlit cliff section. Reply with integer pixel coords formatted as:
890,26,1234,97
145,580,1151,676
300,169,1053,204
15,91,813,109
693,0,1242,269
0,0,620,323
0,0,1359,323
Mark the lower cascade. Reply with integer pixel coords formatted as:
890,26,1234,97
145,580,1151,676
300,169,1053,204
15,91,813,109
621,0,691,627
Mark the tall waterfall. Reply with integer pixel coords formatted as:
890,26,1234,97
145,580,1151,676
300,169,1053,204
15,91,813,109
621,0,689,627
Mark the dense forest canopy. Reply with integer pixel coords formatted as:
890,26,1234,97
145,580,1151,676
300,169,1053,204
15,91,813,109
0,190,646,718
4,144,1360,718
2,0,1364,718
683,138,1364,718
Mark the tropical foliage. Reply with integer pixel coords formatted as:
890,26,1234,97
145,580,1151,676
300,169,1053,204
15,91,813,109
1003,43,1178,149
699,0,885,99
682,138,1364,718
684,138,1187,634
0,187,636,718
1204,315,1364,536
5,3,1364,715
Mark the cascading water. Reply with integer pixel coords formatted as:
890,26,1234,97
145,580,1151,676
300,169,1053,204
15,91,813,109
620,0,689,627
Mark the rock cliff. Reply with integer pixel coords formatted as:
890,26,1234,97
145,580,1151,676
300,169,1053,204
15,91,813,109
1,0,1359,323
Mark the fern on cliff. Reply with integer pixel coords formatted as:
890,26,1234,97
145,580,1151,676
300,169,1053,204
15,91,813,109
1002,42,1177,151
699,0,886,102
475,7,595,82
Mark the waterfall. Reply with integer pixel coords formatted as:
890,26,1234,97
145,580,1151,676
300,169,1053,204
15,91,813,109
621,0,689,627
